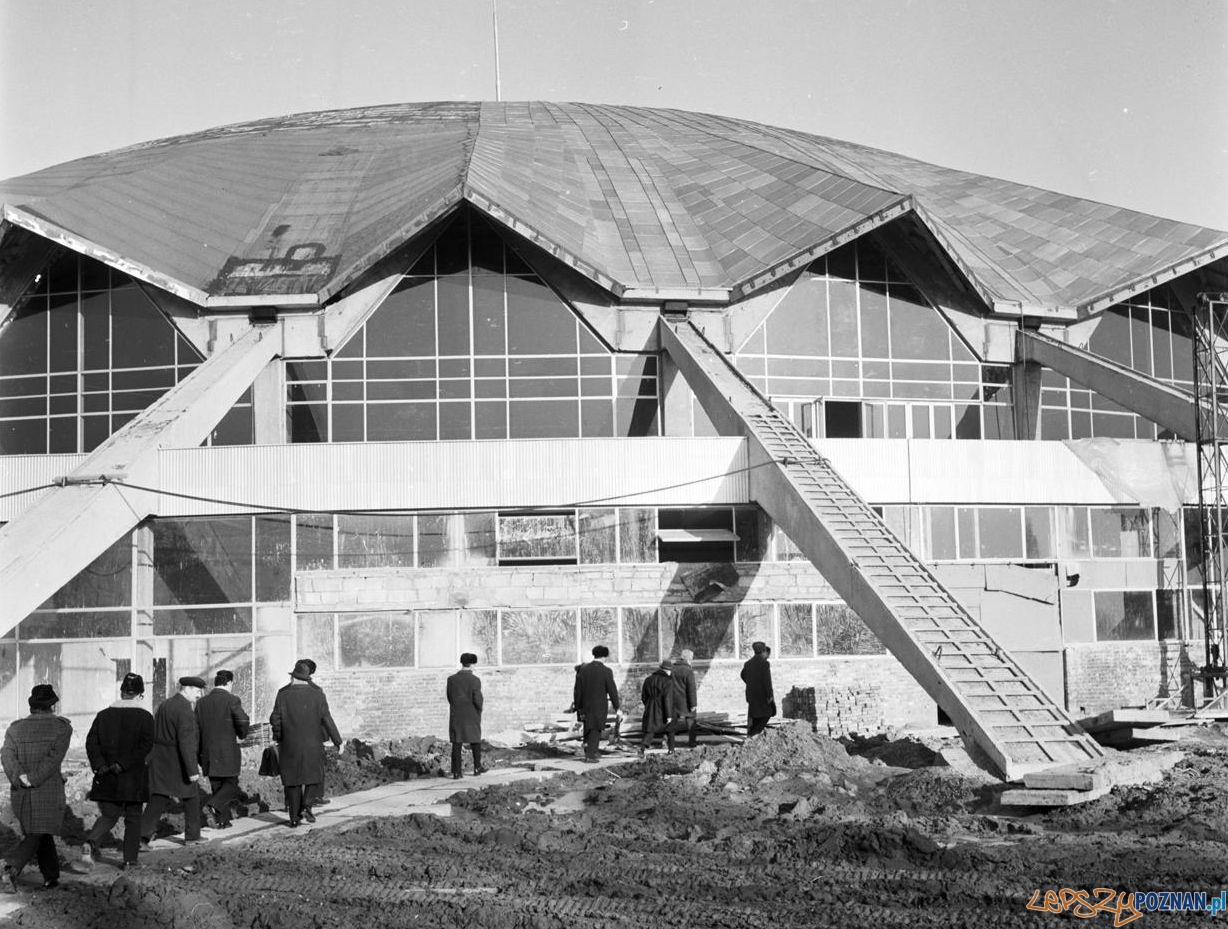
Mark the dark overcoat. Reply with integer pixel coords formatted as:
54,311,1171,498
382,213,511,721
740,654,775,718
269,681,342,787
86,702,154,803
1,711,72,835
640,670,674,735
446,669,483,744
196,687,250,778
574,660,620,731
671,660,698,718
148,692,200,798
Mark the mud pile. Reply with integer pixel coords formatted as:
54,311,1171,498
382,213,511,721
9,726,1228,929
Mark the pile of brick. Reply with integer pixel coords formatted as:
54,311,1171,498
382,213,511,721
783,684,885,738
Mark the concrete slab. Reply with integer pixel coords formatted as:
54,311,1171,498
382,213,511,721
1079,709,1171,731
1000,784,1111,806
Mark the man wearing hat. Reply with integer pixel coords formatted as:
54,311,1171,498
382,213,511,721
574,645,621,764
639,660,678,756
740,641,776,737
445,653,485,779
82,673,154,870
196,670,250,829
1,684,72,890
140,676,208,847
270,660,342,827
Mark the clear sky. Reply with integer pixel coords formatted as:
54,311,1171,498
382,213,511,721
1,0,1226,229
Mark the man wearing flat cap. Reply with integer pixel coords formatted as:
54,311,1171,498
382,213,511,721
1,684,71,890
270,660,342,827
82,673,154,870
196,670,250,829
446,653,485,779
639,660,677,755
740,641,776,737
140,676,207,847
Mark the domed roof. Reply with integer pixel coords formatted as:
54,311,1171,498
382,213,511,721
2,101,1224,312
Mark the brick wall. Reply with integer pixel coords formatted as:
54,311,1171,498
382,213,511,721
1063,640,1200,715
295,561,839,612
315,655,933,742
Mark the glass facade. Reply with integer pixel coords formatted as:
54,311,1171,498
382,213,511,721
0,252,233,454
1040,286,1194,440
733,235,1013,440
286,209,659,442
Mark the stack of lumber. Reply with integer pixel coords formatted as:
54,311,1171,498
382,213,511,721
1078,708,1185,748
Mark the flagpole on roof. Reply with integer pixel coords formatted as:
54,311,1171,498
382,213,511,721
493,0,503,102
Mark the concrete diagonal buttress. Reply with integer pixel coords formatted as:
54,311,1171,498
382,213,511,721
659,316,1106,780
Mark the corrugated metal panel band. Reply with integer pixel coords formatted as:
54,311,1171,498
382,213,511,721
154,437,751,516
0,454,90,521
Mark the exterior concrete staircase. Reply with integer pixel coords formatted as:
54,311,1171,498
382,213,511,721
660,316,1105,779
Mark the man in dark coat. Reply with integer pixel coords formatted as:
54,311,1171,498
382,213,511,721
445,653,484,779
140,676,207,847
1,685,72,890
740,641,776,737
671,648,699,748
639,660,677,755
82,673,154,870
270,660,342,827
196,670,250,829
574,645,620,763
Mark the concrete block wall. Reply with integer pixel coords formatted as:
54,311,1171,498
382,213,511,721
295,560,841,612
315,655,933,742
1063,640,1200,715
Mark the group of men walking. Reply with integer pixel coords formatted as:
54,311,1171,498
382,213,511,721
0,658,341,889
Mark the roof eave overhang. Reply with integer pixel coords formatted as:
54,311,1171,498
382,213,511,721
1076,238,1228,317
4,204,324,310
729,196,914,302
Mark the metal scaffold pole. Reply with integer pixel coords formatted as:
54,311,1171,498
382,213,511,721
1193,292,1228,712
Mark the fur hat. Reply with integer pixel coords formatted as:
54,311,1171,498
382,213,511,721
28,684,58,710
460,653,478,667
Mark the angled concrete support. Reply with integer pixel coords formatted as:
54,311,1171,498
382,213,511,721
660,317,1104,779
0,327,279,636
1017,329,1214,440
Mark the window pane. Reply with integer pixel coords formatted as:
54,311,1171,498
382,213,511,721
459,610,498,664
339,612,415,668
580,607,617,661
417,610,457,668
1091,508,1149,558
295,515,334,570
255,515,292,602
778,603,813,657
152,518,253,605
19,611,130,640
618,509,656,563
816,603,884,654
39,533,131,609
417,515,452,567
1020,507,1053,560
957,508,977,560
1094,591,1155,641
661,605,735,660
621,607,659,664
978,508,1023,559
929,507,957,560
152,607,252,636
578,509,617,564
338,514,416,568
736,604,773,658
501,609,576,665
499,513,576,562
296,614,336,671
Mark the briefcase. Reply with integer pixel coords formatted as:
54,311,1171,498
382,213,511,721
258,744,280,777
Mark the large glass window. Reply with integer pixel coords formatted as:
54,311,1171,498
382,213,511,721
734,235,1012,440
0,251,234,455
1039,286,1192,440
286,208,658,442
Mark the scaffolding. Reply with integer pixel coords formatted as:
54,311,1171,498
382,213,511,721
1192,292,1228,713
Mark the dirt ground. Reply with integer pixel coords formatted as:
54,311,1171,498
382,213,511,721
4,722,1228,928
